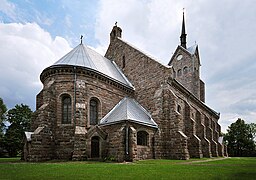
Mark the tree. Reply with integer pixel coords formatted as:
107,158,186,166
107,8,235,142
4,104,32,157
0,98,7,157
224,118,256,157
248,123,256,140
0,98,7,133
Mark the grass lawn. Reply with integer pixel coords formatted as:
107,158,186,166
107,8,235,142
0,157,255,179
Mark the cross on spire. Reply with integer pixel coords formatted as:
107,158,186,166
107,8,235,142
80,35,83,44
115,21,117,26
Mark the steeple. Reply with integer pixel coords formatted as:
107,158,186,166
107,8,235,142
180,10,187,49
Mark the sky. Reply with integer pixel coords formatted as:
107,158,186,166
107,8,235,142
0,0,255,132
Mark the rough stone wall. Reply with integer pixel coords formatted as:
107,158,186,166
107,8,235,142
199,80,205,102
195,111,212,157
105,38,172,113
28,126,53,161
184,101,203,158
105,31,222,160
205,116,218,157
152,85,189,160
101,122,157,162
29,65,132,161
168,79,222,158
130,124,156,161
169,47,201,100
101,123,126,162
105,36,191,160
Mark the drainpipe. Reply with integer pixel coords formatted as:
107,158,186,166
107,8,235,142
125,121,129,161
73,66,77,128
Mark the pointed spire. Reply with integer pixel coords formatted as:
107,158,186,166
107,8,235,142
180,9,187,49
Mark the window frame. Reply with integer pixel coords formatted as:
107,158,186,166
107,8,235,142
89,98,99,125
62,95,72,124
137,131,149,146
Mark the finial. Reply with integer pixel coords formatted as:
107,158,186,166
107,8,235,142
115,21,117,26
80,35,83,44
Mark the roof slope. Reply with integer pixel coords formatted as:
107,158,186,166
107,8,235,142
168,44,199,66
51,43,133,88
100,97,158,128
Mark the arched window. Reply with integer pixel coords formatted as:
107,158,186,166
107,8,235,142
122,55,126,68
177,105,181,113
90,98,99,125
183,66,188,74
137,131,148,146
62,95,71,124
177,69,182,76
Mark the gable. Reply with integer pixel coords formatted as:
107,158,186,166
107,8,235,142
99,97,158,128
168,45,200,66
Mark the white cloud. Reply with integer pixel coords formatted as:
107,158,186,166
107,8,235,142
95,0,256,131
0,22,71,110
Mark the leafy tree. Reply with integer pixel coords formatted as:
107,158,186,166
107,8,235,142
0,98,7,133
224,118,256,157
248,123,256,140
0,98,7,157
4,104,32,157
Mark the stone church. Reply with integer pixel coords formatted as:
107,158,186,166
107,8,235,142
24,13,227,161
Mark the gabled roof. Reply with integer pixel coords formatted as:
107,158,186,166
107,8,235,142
187,44,198,55
50,43,134,89
168,44,199,66
100,97,158,128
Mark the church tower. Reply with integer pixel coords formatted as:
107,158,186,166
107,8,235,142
169,12,205,102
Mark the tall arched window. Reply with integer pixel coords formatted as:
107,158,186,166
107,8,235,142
137,131,148,146
122,55,126,68
177,105,181,113
90,98,99,125
62,95,71,124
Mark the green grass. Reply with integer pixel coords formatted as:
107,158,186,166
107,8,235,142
0,157,255,179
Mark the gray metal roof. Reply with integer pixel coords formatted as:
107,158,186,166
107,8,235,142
52,43,134,88
100,97,158,128
187,44,198,55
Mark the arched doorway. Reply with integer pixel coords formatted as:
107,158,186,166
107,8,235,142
91,136,100,158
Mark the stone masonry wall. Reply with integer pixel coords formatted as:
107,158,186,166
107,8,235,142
29,65,133,161
169,47,201,100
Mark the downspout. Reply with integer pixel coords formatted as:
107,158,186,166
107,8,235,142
73,66,77,128
125,121,129,161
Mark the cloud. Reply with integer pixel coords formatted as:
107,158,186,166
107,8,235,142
0,22,71,110
95,0,256,131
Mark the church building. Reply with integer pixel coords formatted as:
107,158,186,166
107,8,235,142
24,13,227,161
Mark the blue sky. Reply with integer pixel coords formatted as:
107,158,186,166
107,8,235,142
0,0,256,132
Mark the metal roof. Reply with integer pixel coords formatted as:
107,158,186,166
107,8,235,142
187,44,198,55
51,43,134,88
100,97,158,128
